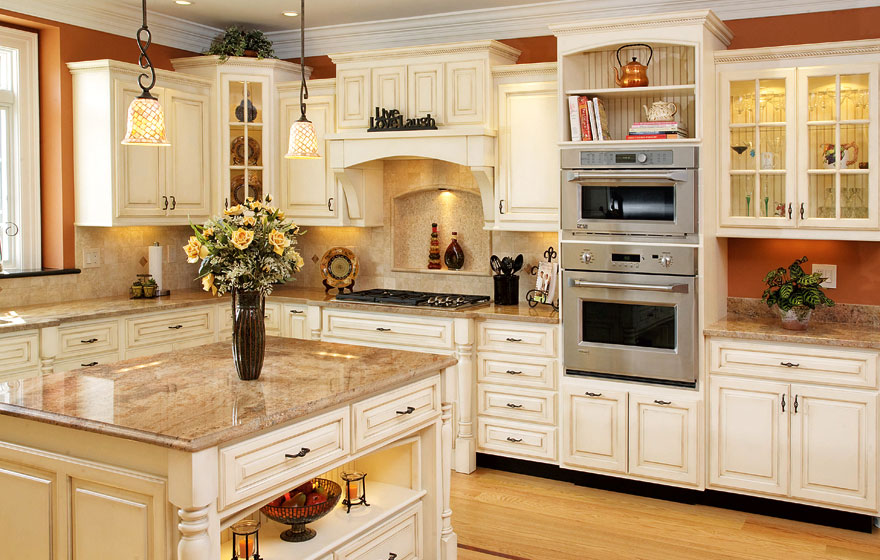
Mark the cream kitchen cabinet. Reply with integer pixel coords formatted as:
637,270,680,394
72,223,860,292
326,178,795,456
561,378,702,487
0,330,40,382
68,60,213,226
282,303,310,339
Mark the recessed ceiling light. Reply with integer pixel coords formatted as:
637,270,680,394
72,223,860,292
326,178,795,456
175,0,192,5
282,11,299,16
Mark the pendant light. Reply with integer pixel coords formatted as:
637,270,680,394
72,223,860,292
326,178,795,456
122,0,170,146
285,0,320,159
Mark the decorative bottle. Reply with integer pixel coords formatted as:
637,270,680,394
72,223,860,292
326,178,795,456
444,231,464,270
428,223,442,269
235,92,258,123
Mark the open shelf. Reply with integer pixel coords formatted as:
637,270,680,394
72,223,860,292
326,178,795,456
559,138,701,147
564,84,695,99
220,483,425,560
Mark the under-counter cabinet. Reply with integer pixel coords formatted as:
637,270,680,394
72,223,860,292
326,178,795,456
708,336,879,513
68,60,213,226
0,330,40,381
716,44,879,239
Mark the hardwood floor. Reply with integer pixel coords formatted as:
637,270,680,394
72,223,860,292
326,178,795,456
451,469,880,560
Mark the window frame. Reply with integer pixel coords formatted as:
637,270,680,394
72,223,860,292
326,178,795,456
0,25,40,270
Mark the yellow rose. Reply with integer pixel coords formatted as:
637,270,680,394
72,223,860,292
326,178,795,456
265,194,273,203
230,227,255,250
277,211,286,220
183,236,202,263
203,227,214,238
201,273,218,296
251,201,263,211
199,243,209,259
242,216,257,227
224,204,244,216
294,252,304,269
268,228,290,256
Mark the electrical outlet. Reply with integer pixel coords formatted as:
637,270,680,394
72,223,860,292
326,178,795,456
812,264,837,289
82,248,101,269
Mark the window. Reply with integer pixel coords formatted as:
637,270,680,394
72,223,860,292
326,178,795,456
0,26,40,271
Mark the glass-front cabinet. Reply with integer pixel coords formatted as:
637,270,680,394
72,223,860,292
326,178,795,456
719,63,878,236
225,77,266,207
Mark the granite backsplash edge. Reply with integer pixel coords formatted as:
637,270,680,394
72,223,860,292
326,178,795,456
728,297,880,327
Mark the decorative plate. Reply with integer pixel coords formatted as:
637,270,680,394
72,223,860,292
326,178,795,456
230,172,262,205
231,136,261,166
320,247,359,293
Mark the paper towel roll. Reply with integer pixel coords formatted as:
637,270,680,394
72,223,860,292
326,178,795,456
148,244,164,295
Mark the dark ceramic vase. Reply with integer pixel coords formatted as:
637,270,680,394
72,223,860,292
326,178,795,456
232,290,265,380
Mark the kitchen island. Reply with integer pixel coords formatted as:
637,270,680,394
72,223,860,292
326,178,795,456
0,337,459,559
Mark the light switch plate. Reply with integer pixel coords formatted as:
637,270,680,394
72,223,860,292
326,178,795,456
83,248,101,269
812,264,837,289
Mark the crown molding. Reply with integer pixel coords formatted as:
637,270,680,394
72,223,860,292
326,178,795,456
550,10,733,45
2,0,218,53
66,58,214,88
491,62,557,78
327,40,521,65
715,38,880,63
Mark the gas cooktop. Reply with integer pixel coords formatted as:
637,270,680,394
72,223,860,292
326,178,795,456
334,289,490,309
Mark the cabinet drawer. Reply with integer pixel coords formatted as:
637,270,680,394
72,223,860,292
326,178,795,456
219,302,282,336
478,384,556,425
477,417,557,462
57,320,119,359
0,331,40,377
353,376,440,452
219,407,349,510
478,352,556,389
54,351,121,373
335,501,422,560
323,309,453,351
125,307,215,348
709,338,878,389
477,321,557,357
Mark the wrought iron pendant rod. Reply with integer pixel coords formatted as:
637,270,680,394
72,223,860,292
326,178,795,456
135,0,157,98
299,0,309,118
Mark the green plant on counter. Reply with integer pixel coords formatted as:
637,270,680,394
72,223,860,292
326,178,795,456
205,25,277,61
761,256,835,312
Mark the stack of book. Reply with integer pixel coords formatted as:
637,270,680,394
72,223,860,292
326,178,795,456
567,95,612,142
626,122,687,140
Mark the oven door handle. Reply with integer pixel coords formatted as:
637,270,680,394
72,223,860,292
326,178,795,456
570,279,689,294
567,171,687,184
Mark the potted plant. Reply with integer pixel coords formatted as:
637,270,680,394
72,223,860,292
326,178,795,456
205,25,277,61
142,277,158,298
761,256,834,331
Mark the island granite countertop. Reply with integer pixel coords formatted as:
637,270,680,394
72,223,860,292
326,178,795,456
0,337,458,451
705,315,880,350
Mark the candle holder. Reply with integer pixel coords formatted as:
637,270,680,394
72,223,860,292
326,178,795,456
341,471,370,513
230,519,261,560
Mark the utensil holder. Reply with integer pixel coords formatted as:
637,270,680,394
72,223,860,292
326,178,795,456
493,275,519,306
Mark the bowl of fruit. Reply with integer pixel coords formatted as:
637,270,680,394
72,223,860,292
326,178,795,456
260,478,342,542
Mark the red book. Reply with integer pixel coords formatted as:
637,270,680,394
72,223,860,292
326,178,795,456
577,96,593,141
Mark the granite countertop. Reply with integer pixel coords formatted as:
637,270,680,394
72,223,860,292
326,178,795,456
705,315,880,349
0,337,457,451
0,286,558,334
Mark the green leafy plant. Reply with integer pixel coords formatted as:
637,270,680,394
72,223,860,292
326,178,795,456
761,256,834,312
205,25,277,61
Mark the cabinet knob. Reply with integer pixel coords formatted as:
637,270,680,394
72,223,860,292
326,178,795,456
284,447,310,459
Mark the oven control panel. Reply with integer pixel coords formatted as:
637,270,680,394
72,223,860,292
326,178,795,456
562,243,696,276
578,150,674,167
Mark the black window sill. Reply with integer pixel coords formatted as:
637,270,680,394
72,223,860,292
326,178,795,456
0,268,82,279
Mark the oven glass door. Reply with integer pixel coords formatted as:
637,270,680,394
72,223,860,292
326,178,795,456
562,271,696,386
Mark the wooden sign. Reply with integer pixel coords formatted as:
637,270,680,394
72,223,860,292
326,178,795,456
367,107,437,132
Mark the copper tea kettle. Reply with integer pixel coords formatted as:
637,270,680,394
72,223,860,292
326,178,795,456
612,43,653,88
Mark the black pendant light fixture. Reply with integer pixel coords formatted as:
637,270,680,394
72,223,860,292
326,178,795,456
122,0,170,146
285,0,320,159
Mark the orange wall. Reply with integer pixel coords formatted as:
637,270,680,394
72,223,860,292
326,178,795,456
0,9,195,269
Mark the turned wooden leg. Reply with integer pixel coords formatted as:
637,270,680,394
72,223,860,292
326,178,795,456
453,340,476,474
168,448,220,560
440,403,458,560
178,505,212,560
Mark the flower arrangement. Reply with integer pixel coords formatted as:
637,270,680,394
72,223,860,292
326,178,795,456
184,195,304,296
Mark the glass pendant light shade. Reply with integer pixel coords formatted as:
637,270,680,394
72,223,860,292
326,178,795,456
285,116,320,159
122,94,170,146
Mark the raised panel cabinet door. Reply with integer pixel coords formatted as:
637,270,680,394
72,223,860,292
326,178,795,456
283,304,309,339
0,460,57,558
337,68,371,129
628,393,700,485
115,82,164,218
165,88,211,218
445,60,485,125
561,385,627,473
408,63,444,123
790,384,877,510
281,95,337,220
497,82,559,226
709,376,789,496
371,65,406,115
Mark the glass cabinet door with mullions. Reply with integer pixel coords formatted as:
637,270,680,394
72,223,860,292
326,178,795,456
797,66,878,229
226,79,265,207
720,69,796,227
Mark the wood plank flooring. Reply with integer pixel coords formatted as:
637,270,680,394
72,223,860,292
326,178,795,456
451,469,880,560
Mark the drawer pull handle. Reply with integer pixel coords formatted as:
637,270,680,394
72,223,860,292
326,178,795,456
585,391,602,397
290,310,304,314
81,362,99,367
376,327,391,332
388,554,397,560
506,436,522,443
506,403,523,409
793,395,799,414
396,406,416,415
781,394,786,413
168,325,183,330
285,447,311,459
505,337,522,342
80,338,98,344
506,370,522,375
780,361,799,368
654,400,671,405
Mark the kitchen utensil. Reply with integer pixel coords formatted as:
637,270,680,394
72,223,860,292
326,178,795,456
612,43,652,88
501,256,513,276
512,254,523,274
490,255,502,275
642,101,677,121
